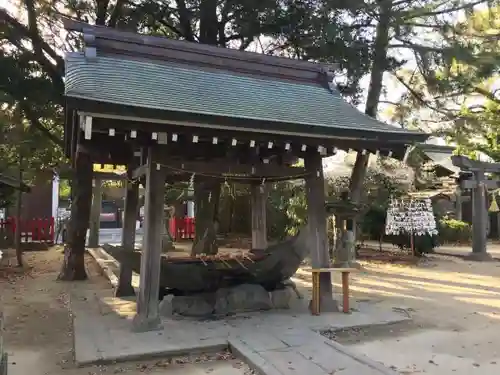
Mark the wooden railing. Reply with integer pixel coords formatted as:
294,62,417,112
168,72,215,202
0,217,55,244
169,217,195,240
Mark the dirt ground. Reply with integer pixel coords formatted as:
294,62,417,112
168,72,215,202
294,253,500,374
0,248,252,375
2,247,500,375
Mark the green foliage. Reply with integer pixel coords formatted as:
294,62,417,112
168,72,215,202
385,233,438,257
0,185,16,208
164,182,191,204
389,5,500,160
278,183,307,237
59,179,71,199
360,207,387,242
438,218,472,244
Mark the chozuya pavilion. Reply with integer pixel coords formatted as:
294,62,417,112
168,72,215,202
62,19,428,331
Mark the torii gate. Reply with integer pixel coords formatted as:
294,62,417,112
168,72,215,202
451,155,499,261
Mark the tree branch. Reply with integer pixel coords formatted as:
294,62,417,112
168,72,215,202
108,0,127,28
389,42,453,54
155,18,192,40
175,0,195,42
393,72,457,120
95,0,110,26
0,7,64,90
1,8,63,68
20,104,64,149
474,86,500,105
400,0,486,20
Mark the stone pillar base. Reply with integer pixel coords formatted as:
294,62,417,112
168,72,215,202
308,296,340,313
464,252,494,262
162,234,175,252
131,314,163,332
115,283,136,298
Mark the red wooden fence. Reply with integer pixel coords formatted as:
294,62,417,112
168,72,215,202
169,217,195,240
0,217,55,244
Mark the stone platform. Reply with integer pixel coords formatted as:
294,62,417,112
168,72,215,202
72,289,406,374
83,247,406,374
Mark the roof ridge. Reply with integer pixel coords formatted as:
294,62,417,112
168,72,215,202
62,18,337,85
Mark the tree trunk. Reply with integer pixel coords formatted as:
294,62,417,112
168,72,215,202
14,156,23,268
199,0,219,45
191,176,220,255
349,0,392,236
227,185,235,234
58,145,93,281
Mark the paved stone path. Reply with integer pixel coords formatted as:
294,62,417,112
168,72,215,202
72,287,404,375
79,247,407,374
230,330,399,375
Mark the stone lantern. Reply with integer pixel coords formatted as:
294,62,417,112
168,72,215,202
326,191,367,268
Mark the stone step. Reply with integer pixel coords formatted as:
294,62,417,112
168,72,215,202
230,331,399,375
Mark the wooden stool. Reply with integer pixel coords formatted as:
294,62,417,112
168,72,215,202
304,267,358,315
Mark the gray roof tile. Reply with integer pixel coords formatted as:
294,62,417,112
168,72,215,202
66,53,422,137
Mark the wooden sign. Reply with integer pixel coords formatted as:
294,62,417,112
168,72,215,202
385,198,438,237
93,164,126,173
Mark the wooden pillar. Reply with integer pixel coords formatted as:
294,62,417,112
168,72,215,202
455,186,463,221
88,177,102,248
496,212,500,241
468,172,492,261
251,183,268,249
132,147,165,331
115,165,139,297
304,152,338,312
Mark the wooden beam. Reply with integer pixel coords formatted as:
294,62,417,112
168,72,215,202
88,178,102,248
116,163,139,297
89,117,410,158
131,165,148,180
470,170,490,259
251,184,268,249
158,159,306,178
58,170,127,181
304,152,338,312
461,179,500,190
133,159,307,180
132,146,165,332
452,155,500,173
93,171,127,180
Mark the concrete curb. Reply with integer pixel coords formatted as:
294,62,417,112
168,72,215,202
228,339,282,375
76,337,229,367
87,248,119,288
323,339,400,374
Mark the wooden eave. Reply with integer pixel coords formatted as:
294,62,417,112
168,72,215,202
0,174,30,192
70,99,426,145
66,98,423,163
62,19,429,165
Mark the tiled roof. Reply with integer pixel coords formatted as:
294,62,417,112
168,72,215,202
66,53,425,139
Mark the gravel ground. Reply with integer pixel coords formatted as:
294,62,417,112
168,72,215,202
0,248,255,375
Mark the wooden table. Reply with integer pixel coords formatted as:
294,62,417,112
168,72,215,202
303,267,359,315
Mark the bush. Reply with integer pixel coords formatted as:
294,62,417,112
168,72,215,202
360,207,387,241
385,233,438,256
438,218,472,244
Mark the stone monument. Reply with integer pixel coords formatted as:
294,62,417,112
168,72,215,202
327,192,367,268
